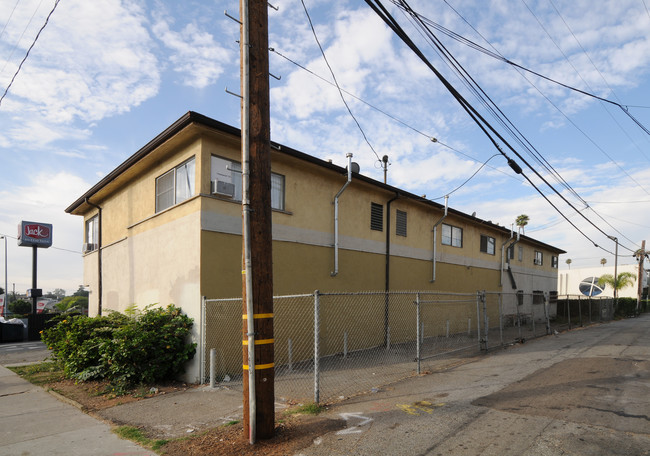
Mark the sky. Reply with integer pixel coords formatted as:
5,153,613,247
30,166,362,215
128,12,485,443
1,0,650,296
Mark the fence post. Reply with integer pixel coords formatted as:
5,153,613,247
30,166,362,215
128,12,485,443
314,290,320,404
210,348,217,388
498,293,503,346
288,339,293,371
544,292,550,335
476,291,482,351
578,294,583,327
483,291,488,350
200,296,206,384
416,293,421,374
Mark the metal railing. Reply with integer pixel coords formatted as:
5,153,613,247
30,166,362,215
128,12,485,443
201,290,563,404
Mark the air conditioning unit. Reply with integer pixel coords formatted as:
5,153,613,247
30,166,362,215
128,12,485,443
211,180,235,197
83,243,97,253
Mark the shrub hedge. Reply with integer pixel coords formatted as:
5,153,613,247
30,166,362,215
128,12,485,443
41,305,196,390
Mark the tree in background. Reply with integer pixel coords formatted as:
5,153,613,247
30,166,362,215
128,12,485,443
565,258,572,269
9,299,31,315
73,286,89,298
56,296,89,313
598,272,636,294
516,214,529,234
600,258,607,267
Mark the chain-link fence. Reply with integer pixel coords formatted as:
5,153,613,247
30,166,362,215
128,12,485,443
553,294,614,332
201,290,560,404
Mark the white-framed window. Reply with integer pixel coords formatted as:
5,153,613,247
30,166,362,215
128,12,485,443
211,155,285,210
534,250,543,266
85,215,98,252
442,223,462,247
480,235,495,255
155,157,196,213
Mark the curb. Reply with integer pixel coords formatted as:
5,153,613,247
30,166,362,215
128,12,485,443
47,389,85,410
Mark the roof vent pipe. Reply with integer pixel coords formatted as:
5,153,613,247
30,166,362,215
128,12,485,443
331,153,353,277
431,195,449,282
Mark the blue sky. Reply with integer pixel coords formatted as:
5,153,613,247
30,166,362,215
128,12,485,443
1,0,650,295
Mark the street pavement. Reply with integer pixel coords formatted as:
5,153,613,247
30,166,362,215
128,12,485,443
297,314,650,455
0,315,648,455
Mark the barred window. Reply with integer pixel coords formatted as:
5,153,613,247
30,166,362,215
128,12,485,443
370,203,383,231
396,210,407,237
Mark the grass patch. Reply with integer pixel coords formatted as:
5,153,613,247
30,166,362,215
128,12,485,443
284,402,325,416
113,426,169,451
223,420,240,427
8,361,64,385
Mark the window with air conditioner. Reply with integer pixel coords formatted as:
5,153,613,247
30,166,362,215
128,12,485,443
155,157,196,213
211,155,285,210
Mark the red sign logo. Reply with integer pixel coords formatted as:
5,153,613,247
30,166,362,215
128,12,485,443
24,224,50,239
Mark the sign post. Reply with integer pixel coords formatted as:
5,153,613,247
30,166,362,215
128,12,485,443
17,221,52,314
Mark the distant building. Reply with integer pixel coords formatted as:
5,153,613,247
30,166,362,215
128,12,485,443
66,111,565,382
559,264,648,299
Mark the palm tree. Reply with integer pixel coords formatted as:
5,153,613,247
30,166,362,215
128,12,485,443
516,214,529,234
600,258,607,267
565,258,572,269
597,272,636,295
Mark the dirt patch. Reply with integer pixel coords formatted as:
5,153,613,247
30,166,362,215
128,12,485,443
46,378,194,411
162,414,344,456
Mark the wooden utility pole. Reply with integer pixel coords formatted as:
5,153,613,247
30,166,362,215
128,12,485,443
240,0,274,443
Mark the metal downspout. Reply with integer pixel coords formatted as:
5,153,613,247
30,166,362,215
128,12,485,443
240,0,256,443
431,195,448,282
499,228,516,287
384,192,399,347
331,153,353,277
84,198,102,315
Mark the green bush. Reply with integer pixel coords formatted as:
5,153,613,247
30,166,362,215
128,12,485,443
615,298,639,317
9,299,32,315
41,305,196,390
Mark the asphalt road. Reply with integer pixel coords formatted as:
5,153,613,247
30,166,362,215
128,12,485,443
0,340,50,366
299,315,650,456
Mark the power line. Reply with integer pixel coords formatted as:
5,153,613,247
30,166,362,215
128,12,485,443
269,47,523,183
0,0,60,109
365,0,636,256
299,0,382,164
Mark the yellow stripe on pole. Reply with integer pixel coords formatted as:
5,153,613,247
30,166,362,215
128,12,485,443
242,339,274,346
243,363,274,370
242,313,274,319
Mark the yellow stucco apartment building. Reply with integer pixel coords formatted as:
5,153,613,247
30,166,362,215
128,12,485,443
66,111,564,382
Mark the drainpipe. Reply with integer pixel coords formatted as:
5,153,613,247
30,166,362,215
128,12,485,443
331,153,353,277
501,229,520,288
85,198,102,315
431,195,449,282
384,192,399,347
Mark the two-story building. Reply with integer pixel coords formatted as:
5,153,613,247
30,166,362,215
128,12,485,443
66,111,564,382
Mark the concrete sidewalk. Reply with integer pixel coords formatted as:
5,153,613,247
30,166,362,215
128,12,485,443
0,364,155,456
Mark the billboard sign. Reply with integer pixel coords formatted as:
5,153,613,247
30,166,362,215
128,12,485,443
17,221,53,248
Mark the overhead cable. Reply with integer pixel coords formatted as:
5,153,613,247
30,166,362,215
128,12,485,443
364,0,634,255
0,0,61,109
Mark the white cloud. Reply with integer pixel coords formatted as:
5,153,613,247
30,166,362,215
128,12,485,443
152,18,231,89
1,0,160,124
